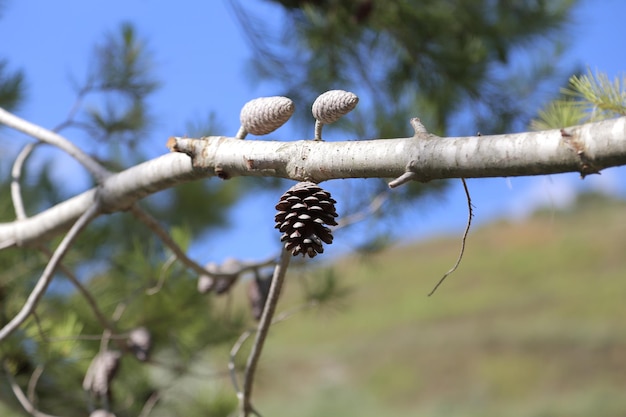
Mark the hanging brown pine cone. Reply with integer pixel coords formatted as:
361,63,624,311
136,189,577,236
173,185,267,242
275,181,338,258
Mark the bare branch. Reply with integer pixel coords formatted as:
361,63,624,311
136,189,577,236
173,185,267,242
0,202,100,342
229,301,317,395
130,205,213,278
36,245,118,334
0,107,110,182
11,142,39,220
239,249,291,417
1,117,626,250
27,365,45,407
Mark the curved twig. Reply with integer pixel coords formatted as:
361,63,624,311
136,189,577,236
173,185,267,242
137,390,161,417
0,107,110,182
0,202,101,342
11,142,39,220
35,245,118,334
130,205,211,277
27,365,45,406
428,178,473,296
131,204,278,285
229,301,317,395
146,254,176,295
335,189,389,230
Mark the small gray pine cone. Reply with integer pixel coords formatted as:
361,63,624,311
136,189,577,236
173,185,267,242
248,271,272,320
240,96,295,135
82,350,122,396
197,259,241,295
312,90,359,124
127,327,151,362
275,181,338,258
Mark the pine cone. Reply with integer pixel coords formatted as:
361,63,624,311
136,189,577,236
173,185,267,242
127,327,151,362
275,181,338,258
312,90,359,124
240,96,295,136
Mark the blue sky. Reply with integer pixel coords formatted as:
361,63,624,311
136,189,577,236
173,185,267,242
1,0,625,265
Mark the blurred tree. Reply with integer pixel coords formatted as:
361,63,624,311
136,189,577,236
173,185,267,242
231,0,577,250
235,0,576,136
0,21,246,417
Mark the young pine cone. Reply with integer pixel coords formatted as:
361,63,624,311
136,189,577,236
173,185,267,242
275,181,338,258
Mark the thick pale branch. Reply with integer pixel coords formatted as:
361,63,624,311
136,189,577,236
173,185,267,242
168,116,626,182
1,117,625,249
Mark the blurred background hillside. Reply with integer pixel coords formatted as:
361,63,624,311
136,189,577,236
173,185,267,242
253,193,626,417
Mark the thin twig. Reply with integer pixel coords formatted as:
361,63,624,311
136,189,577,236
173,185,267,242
131,203,276,281
239,249,291,417
335,190,389,230
0,107,110,182
27,365,45,406
0,203,101,342
137,390,161,417
130,205,209,276
11,142,39,220
428,178,473,296
146,254,176,295
36,245,118,335
229,301,317,394
3,361,60,417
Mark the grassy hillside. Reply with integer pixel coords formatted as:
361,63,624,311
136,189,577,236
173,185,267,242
251,193,626,417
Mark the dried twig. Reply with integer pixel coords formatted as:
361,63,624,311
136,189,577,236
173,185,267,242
36,246,118,335
130,205,275,282
238,248,291,417
27,365,45,406
0,203,101,341
146,254,176,295
428,178,473,296
229,301,317,394
137,390,161,417
11,142,39,220
335,189,389,230
130,205,210,277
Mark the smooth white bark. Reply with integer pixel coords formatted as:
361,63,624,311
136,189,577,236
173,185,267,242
1,116,625,249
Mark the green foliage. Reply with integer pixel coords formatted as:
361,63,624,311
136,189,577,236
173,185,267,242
0,60,26,112
567,69,626,117
237,0,576,135
80,22,160,146
302,267,351,307
0,20,247,417
531,69,626,130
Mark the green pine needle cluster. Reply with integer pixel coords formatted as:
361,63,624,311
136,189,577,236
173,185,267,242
531,69,626,130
